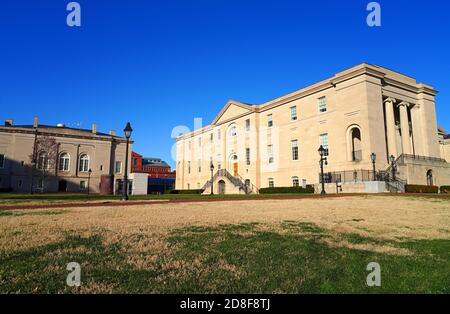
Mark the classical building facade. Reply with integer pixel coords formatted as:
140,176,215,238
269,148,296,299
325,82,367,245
175,63,450,194
0,117,132,194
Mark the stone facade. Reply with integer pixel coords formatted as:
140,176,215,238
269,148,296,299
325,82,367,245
0,117,132,194
175,63,450,193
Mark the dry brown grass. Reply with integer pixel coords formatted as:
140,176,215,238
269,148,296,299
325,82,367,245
1,196,449,255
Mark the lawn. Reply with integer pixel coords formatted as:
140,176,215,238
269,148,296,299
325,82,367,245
0,195,449,293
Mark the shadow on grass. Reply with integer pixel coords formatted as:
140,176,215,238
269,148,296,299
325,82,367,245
1,222,449,293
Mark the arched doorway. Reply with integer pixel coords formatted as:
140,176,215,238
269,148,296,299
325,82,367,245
426,170,433,186
218,180,226,195
229,154,239,176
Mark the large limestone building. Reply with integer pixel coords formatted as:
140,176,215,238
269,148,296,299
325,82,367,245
175,63,450,194
0,117,132,194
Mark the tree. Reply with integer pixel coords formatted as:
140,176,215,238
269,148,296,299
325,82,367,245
29,135,59,193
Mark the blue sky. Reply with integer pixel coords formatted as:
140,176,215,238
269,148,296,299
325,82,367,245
1,1,449,167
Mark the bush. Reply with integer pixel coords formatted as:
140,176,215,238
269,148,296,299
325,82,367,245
0,188,13,193
169,189,204,195
405,185,439,194
259,185,315,194
440,186,450,194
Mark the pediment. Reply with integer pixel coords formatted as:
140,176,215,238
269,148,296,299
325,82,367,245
212,100,255,125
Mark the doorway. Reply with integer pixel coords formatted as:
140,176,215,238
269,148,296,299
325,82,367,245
426,170,433,186
218,180,226,195
58,180,67,192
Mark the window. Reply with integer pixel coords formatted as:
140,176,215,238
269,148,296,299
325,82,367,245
188,161,191,174
292,176,299,187
187,183,190,189
217,129,221,140
318,96,327,113
0,154,4,168
100,165,104,171
79,154,90,172
268,178,274,188
20,161,25,167
319,133,329,156
37,178,44,189
291,140,299,161
80,181,87,190
290,106,297,121
268,145,274,164
198,159,201,173
59,153,70,172
267,114,273,127
210,133,214,143
115,161,122,174
246,148,251,166
197,182,201,189
245,119,250,131
37,152,49,170
229,126,237,137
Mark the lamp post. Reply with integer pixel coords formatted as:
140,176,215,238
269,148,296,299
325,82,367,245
318,145,328,195
390,155,396,181
122,122,133,201
30,127,38,194
210,162,215,195
370,153,377,181
87,169,92,195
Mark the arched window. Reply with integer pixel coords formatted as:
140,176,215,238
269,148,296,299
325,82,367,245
37,151,49,170
79,154,90,172
59,153,70,172
292,176,299,187
426,170,433,186
229,126,237,137
346,125,362,162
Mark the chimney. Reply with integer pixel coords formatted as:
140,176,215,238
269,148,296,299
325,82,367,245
109,130,116,136
33,116,38,128
92,123,97,134
4,119,13,127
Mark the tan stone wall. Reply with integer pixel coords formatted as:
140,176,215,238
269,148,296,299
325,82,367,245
0,129,132,193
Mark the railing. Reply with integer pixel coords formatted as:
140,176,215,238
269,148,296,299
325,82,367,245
319,170,379,183
201,169,257,194
397,154,446,164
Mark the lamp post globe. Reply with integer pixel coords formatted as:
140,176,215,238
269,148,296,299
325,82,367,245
122,122,133,201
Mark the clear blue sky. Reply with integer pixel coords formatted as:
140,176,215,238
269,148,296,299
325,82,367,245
1,1,449,168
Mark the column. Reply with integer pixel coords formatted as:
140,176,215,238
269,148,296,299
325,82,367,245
384,98,397,159
398,101,412,155
410,104,423,156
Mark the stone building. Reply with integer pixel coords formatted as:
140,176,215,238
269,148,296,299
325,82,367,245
0,117,132,194
175,63,450,194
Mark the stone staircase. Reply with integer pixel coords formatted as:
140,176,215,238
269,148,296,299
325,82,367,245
202,169,258,194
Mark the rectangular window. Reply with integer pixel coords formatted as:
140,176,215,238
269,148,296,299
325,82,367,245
268,178,274,188
37,178,44,189
291,140,299,161
245,148,251,166
267,114,273,128
319,133,329,156
318,96,327,113
187,183,190,189
0,154,4,168
290,106,297,121
188,161,191,174
268,145,274,164
80,181,87,190
217,129,221,140
198,159,201,173
115,161,122,174
292,177,299,187
210,133,213,143
245,119,250,131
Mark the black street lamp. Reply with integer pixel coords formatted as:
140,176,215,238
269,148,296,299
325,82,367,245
122,122,133,201
87,169,92,195
210,162,215,195
370,153,377,181
318,145,328,195
390,155,396,181
30,127,38,194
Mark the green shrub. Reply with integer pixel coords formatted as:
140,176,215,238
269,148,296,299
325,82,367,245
440,186,450,194
170,189,204,195
405,185,438,194
259,185,315,194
